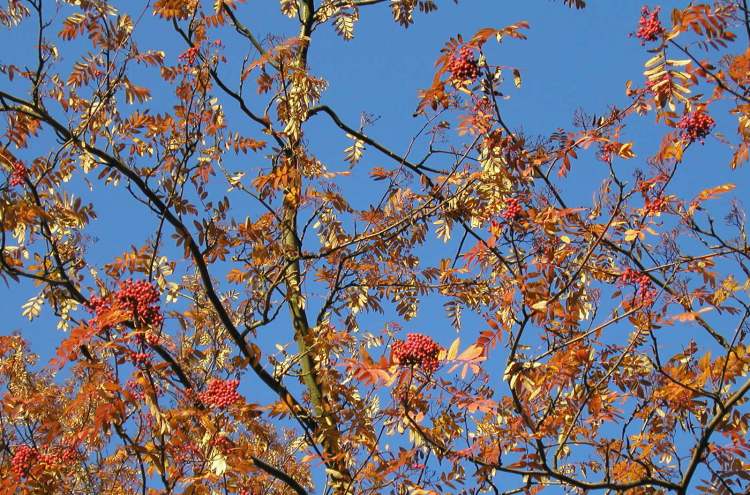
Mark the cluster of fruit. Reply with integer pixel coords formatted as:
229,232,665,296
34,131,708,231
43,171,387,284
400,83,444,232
392,333,441,374
11,445,79,478
447,46,479,83
115,279,164,328
88,279,163,329
8,161,26,187
619,268,657,305
199,379,242,409
635,6,664,44
677,110,715,144
500,197,522,221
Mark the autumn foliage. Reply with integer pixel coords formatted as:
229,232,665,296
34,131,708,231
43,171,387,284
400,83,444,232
1,0,750,494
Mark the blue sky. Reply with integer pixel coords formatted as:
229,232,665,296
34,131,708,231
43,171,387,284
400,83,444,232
2,0,749,492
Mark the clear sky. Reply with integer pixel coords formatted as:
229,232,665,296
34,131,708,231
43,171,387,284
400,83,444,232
2,0,748,492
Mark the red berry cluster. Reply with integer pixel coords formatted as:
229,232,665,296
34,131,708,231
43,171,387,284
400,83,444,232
635,6,664,44
392,333,441,374
39,446,79,466
677,110,715,144
128,351,151,366
134,331,161,347
87,294,109,315
178,45,200,65
11,445,38,478
199,379,241,409
500,197,523,221
116,279,164,328
125,379,145,401
447,46,479,83
619,268,645,285
643,195,668,216
210,435,233,454
8,161,26,187
87,280,163,329
618,268,657,305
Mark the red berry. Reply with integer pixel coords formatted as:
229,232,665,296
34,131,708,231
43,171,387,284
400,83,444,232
447,46,479,84
8,161,26,188
116,279,163,327
210,435,233,454
635,6,664,44
145,331,161,346
87,280,164,331
199,378,242,409
677,110,715,144
11,445,38,478
392,333,441,374
129,351,151,366
618,268,656,306
500,197,523,221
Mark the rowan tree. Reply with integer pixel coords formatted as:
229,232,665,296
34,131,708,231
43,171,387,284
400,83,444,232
0,0,749,494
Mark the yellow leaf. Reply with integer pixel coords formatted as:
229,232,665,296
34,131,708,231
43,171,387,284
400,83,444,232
531,300,548,311
210,454,227,475
624,229,644,241
666,58,691,66
446,337,460,361
617,142,636,159
644,52,665,68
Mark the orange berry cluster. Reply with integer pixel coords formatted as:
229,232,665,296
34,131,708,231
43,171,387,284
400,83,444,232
116,279,164,328
677,110,715,144
392,333,441,374
134,331,161,347
128,351,150,366
11,445,38,478
619,268,657,305
210,435,233,454
635,6,663,44
8,161,26,187
88,279,163,329
500,197,522,221
11,444,79,478
199,379,241,408
40,447,79,466
447,46,479,83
